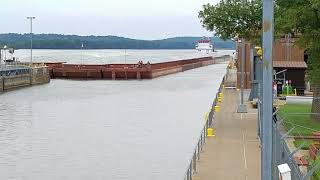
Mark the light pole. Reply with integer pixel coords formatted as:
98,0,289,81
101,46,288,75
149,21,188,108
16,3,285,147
261,0,274,179
237,38,248,113
27,17,35,64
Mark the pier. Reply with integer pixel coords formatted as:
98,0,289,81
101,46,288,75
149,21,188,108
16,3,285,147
192,88,260,180
182,67,261,180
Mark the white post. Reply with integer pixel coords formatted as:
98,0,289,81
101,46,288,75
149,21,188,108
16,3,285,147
4,46,7,61
278,164,291,180
81,43,84,65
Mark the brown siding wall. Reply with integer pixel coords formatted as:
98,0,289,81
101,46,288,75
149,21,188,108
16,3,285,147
273,39,305,62
236,39,306,90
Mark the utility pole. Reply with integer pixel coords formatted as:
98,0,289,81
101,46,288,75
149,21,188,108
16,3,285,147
237,38,248,113
262,0,274,179
27,17,35,64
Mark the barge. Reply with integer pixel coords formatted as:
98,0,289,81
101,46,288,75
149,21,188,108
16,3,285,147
46,56,226,80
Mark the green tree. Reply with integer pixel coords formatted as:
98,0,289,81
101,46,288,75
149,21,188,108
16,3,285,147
199,0,320,120
199,0,262,43
276,0,320,120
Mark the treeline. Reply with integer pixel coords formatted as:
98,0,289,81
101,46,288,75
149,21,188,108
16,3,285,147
0,33,235,49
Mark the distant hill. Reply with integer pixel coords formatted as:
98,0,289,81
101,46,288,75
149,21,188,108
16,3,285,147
0,33,235,50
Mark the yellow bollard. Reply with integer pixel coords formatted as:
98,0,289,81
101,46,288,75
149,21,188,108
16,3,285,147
237,88,240,91
214,105,220,112
219,92,223,97
222,84,225,89
207,128,215,137
218,97,222,102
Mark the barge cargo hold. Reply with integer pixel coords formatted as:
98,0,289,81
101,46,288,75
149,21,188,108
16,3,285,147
46,56,226,80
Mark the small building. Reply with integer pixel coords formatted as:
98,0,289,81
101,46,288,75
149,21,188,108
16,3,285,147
236,36,307,95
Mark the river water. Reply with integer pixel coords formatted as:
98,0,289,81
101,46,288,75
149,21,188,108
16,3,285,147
0,50,231,180
13,49,234,64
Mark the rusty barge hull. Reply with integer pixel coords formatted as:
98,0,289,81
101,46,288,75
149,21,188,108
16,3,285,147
46,57,217,80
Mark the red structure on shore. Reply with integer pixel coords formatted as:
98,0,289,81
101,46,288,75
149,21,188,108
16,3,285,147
46,57,218,80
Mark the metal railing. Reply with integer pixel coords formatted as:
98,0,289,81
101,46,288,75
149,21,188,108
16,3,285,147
5,61,46,67
257,97,320,180
182,74,226,180
272,115,305,180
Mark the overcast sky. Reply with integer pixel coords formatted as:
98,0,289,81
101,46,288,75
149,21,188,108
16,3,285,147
1,0,219,40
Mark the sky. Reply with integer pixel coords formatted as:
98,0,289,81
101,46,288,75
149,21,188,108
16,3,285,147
1,0,219,40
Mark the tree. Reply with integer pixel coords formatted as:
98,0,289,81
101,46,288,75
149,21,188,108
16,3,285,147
276,0,320,120
198,0,262,43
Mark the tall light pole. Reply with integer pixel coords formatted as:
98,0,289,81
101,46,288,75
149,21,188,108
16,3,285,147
27,17,35,64
261,0,274,179
237,38,248,113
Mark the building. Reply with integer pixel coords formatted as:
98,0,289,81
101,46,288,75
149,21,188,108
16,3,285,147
236,37,307,95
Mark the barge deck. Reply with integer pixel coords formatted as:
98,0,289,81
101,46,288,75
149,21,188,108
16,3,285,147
46,56,228,80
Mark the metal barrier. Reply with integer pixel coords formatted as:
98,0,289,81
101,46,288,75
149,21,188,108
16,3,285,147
272,116,305,180
182,74,226,180
0,66,31,76
5,62,46,67
257,97,320,180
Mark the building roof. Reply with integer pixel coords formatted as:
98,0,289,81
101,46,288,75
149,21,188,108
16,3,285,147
273,61,307,69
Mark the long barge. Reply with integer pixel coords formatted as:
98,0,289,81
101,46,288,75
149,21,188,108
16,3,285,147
46,56,226,80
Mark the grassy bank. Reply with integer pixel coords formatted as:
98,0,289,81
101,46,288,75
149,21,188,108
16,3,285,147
279,104,320,136
279,104,320,179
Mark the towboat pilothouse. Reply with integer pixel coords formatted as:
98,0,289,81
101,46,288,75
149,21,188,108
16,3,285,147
195,38,214,53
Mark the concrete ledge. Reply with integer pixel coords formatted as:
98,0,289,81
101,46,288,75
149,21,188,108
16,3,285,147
286,96,313,104
3,74,31,90
0,66,50,93
0,77,3,93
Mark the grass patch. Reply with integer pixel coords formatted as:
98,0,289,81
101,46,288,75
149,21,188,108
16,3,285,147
293,139,313,150
280,104,320,180
279,104,320,136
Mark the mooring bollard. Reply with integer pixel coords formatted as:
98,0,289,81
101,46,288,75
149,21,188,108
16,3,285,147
214,105,220,112
218,97,222,102
207,128,215,137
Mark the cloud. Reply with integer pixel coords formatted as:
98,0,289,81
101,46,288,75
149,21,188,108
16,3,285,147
1,0,218,39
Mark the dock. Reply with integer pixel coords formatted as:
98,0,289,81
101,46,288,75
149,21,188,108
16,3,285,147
192,89,260,180
186,68,261,180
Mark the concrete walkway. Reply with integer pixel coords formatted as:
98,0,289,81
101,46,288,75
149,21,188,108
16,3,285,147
192,89,261,180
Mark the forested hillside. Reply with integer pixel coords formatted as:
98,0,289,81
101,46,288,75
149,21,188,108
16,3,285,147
0,34,235,49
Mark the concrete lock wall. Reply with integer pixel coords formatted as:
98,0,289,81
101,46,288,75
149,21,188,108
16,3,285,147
0,66,50,93
3,74,31,90
0,77,3,93
31,67,50,85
